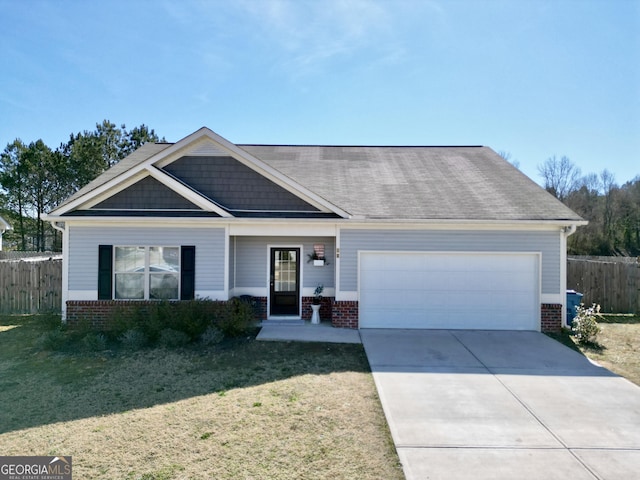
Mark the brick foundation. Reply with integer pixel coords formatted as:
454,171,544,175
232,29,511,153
66,298,265,331
541,303,563,332
66,300,153,330
251,297,267,320
301,296,333,322
331,300,359,329
68,299,562,333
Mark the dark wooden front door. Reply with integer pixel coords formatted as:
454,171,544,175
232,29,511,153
270,248,300,316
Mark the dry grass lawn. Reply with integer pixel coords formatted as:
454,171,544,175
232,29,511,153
548,314,640,386
0,315,403,480
578,315,640,386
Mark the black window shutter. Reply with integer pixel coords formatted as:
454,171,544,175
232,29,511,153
181,246,196,300
98,245,113,300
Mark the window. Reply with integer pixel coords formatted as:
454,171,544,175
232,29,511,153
114,246,180,300
99,245,194,301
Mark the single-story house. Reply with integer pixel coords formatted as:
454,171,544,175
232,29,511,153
43,127,586,331
0,215,12,251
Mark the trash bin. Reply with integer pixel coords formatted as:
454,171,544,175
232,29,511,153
566,289,584,325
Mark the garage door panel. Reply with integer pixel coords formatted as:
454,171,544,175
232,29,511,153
360,252,539,330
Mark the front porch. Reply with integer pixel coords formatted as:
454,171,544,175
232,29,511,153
245,295,357,328
257,319,361,344
229,234,342,321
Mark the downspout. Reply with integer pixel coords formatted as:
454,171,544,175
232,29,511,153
561,224,578,328
50,221,65,234
0,222,12,251
49,220,68,323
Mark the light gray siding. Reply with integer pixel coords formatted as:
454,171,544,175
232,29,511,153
229,236,235,289
68,225,225,292
339,229,561,294
233,236,335,289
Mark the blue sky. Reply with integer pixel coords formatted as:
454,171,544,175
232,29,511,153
1,0,638,186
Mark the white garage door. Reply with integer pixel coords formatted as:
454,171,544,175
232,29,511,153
359,252,540,330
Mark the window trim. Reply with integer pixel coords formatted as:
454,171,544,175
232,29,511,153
113,245,181,300
99,245,195,301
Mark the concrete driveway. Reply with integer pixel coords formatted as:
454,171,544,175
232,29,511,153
361,330,640,480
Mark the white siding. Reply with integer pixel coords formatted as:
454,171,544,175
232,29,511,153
68,225,226,293
340,229,560,294
229,236,235,288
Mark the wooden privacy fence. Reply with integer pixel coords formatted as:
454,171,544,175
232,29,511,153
567,256,640,314
0,258,62,314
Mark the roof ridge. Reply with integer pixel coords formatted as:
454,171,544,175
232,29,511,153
238,144,485,148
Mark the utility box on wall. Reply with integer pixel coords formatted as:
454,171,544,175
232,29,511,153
566,289,584,325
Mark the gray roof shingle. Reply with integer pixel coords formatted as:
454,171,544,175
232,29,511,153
240,145,583,221
55,142,583,222
59,142,172,208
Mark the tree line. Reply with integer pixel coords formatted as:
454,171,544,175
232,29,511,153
538,156,640,256
0,120,163,251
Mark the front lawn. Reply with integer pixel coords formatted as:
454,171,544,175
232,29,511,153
547,314,640,386
0,315,403,479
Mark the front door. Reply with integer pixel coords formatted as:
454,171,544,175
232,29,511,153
270,248,300,316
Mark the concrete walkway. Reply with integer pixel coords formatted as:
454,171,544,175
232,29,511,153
257,320,361,344
361,329,640,480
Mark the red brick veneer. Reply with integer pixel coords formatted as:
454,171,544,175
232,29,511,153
541,303,563,332
66,300,148,330
66,298,266,330
251,297,267,321
301,296,333,322
331,300,359,329
68,299,562,333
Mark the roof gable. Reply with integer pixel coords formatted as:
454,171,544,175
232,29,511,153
49,128,348,218
92,176,204,211
162,156,321,213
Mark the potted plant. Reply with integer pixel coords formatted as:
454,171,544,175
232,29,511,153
312,284,324,304
310,284,323,324
307,251,326,266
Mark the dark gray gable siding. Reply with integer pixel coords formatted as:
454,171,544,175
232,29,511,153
163,156,320,212
92,176,202,210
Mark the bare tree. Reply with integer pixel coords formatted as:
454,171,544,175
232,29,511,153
600,169,617,242
537,155,581,201
497,150,520,169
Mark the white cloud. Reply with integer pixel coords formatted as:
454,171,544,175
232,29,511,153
234,0,401,76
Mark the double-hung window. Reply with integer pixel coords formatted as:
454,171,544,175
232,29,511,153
98,244,194,301
114,246,180,300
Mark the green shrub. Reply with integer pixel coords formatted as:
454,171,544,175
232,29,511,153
157,328,190,348
37,312,64,331
168,300,213,340
200,325,224,346
571,303,601,344
119,329,148,349
143,301,172,341
217,297,255,337
109,305,141,339
109,303,169,342
81,332,108,352
35,328,67,351
107,299,255,343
